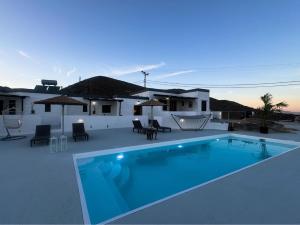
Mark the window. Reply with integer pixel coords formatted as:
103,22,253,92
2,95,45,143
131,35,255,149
159,99,167,111
170,100,177,111
9,100,16,115
134,105,142,115
45,103,51,112
102,105,111,113
82,104,88,112
201,100,207,111
188,101,193,108
181,101,185,107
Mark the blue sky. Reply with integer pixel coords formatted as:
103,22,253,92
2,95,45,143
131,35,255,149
1,0,300,111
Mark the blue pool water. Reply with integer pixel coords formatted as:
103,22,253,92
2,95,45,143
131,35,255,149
75,136,297,224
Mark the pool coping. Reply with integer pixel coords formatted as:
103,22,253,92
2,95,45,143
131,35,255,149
72,134,300,225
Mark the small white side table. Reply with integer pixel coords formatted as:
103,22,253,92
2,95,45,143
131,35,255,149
60,135,68,152
50,136,58,153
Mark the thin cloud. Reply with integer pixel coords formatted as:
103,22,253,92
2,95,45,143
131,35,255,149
18,50,32,59
152,70,196,80
17,50,39,64
109,62,166,77
66,67,77,77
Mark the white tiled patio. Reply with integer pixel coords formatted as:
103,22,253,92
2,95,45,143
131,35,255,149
0,126,300,224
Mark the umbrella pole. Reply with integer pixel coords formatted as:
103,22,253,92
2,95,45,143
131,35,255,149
151,106,153,128
62,105,65,135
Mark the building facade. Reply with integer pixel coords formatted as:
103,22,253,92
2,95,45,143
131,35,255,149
0,78,214,135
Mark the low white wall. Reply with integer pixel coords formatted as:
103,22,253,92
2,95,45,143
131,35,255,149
212,111,222,119
205,121,228,130
63,115,150,132
0,114,229,137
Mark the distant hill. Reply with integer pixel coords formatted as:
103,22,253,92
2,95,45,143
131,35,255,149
61,76,145,98
0,86,34,93
209,97,254,112
0,86,12,93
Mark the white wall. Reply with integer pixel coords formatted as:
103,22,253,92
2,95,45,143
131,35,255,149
120,99,141,116
63,115,149,132
133,90,210,113
0,115,42,136
212,111,222,119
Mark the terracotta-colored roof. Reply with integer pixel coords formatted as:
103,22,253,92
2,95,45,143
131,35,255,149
139,99,165,106
34,95,87,105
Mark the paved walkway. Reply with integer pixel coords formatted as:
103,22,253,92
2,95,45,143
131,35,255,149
0,126,300,224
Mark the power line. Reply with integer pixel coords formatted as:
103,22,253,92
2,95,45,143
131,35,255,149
147,80,300,87
145,80,300,89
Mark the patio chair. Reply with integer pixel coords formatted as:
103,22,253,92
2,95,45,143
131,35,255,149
152,120,171,132
132,120,146,133
72,123,89,142
30,125,51,147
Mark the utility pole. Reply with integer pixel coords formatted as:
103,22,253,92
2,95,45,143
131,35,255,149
141,70,149,88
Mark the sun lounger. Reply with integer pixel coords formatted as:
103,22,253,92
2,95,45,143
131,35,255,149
30,125,51,146
152,120,171,132
72,123,89,141
132,120,146,133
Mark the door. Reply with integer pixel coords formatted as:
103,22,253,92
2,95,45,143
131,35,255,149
0,100,3,114
169,100,177,111
9,100,16,114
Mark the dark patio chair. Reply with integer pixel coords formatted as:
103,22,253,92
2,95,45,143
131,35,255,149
152,120,171,132
132,120,146,133
30,125,51,147
72,123,89,142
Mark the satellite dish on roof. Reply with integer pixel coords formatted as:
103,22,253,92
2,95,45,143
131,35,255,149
41,79,57,86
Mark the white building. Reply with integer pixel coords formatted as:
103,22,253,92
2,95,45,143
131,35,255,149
0,77,225,136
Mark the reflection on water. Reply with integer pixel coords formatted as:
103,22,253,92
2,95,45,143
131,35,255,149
259,139,270,160
135,142,212,165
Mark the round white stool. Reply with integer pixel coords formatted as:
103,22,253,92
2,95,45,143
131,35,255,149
50,136,58,153
60,135,68,152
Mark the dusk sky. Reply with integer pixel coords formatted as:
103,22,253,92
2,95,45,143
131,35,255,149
1,0,300,111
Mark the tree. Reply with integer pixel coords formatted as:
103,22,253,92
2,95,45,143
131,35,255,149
258,93,288,129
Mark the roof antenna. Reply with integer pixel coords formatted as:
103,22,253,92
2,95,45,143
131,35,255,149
141,70,149,88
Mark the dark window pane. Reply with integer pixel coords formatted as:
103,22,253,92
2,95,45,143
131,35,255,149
201,100,207,111
134,105,142,115
45,103,51,112
102,105,111,113
83,105,88,112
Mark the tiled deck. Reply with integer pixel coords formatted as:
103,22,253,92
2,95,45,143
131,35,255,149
0,125,300,224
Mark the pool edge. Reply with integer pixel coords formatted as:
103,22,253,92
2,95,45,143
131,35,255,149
73,133,300,225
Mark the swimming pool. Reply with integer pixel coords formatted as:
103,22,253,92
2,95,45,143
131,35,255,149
73,134,299,224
